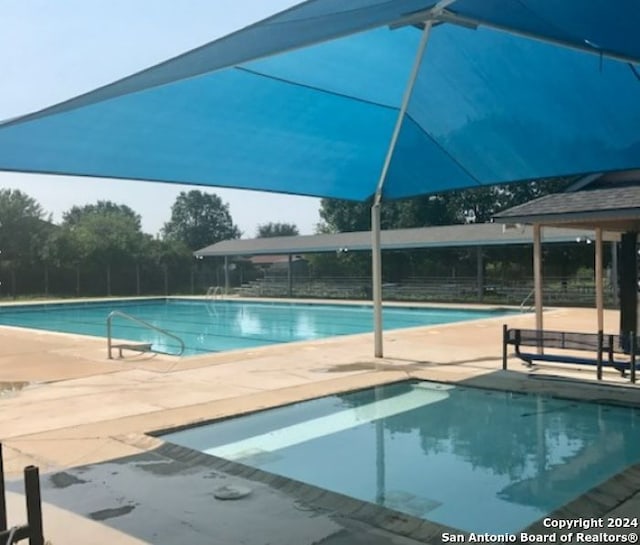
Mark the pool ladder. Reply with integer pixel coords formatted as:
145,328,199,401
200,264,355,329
106,310,185,359
206,286,223,317
520,288,535,312
206,285,223,300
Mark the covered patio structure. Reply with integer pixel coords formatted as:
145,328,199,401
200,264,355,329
494,171,640,341
196,222,617,302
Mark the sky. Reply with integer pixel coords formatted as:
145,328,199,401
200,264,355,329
0,0,322,238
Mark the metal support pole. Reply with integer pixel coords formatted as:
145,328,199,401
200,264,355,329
372,205,383,357
24,466,44,545
502,324,508,370
476,246,484,300
596,329,603,381
0,444,7,532
533,224,543,352
224,256,230,296
107,317,113,359
163,264,169,295
595,228,604,333
372,20,434,358
287,254,293,298
631,331,637,384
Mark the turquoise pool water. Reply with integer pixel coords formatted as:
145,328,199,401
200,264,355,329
0,298,512,356
163,381,640,534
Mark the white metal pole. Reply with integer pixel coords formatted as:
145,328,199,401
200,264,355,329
372,204,383,357
372,20,435,358
595,228,604,332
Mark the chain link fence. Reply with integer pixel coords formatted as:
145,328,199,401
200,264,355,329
0,260,617,309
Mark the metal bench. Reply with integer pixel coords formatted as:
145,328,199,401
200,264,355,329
502,325,637,383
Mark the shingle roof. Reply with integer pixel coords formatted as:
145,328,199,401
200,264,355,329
494,186,640,225
195,223,615,257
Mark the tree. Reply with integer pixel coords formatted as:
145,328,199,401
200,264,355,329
162,190,240,250
318,194,457,233
256,222,299,238
63,201,142,230
59,201,148,295
0,189,53,295
319,178,574,233
0,189,51,263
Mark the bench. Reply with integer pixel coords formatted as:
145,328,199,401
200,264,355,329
502,325,638,383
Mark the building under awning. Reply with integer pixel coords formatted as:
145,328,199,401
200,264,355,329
196,222,618,298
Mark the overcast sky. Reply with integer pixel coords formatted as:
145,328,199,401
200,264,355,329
0,0,322,237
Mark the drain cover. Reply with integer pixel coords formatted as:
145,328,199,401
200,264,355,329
214,484,252,500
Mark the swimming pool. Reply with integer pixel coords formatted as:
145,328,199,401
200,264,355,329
0,298,513,356
163,380,640,534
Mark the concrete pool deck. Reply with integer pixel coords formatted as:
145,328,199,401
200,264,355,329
1,300,639,544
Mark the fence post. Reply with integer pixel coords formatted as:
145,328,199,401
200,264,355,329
502,324,508,370
163,265,169,295
596,330,603,381
24,466,44,545
631,331,636,385
0,443,7,532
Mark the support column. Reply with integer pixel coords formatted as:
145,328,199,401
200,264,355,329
611,241,619,306
287,254,293,298
476,246,484,301
224,256,230,295
372,204,383,358
371,19,435,358
619,232,637,344
533,224,543,338
595,228,604,333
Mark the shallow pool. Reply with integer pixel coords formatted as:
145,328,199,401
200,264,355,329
163,381,640,533
0,298,513,356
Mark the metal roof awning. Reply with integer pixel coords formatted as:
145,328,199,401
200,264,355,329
195,223,618,257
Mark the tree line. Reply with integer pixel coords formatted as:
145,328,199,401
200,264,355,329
0,188,298,297
0,178,597,299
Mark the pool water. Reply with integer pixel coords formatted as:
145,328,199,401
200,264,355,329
163,381,640,533
0,298,512,356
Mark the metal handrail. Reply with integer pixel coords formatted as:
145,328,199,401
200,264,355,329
206,285,223,299
107,310,185,359
520,288,535,312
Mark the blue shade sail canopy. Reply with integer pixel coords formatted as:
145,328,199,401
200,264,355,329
0,0,639,201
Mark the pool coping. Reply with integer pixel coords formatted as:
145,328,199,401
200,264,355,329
145,375,640,542
144,430,640,543
150,440,461,543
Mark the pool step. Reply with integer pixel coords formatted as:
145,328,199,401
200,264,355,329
111,342,153,358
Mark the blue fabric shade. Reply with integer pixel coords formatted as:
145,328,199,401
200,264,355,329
1,0,639,201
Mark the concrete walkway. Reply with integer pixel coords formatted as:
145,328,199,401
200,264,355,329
1,302,638,544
